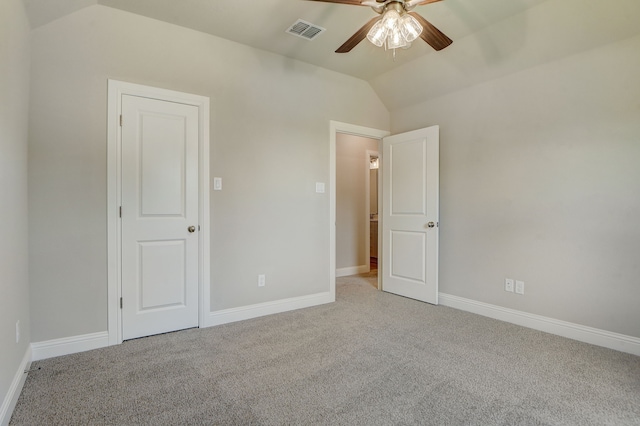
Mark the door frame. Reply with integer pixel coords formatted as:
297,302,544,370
330,121,389,298
107,80,210,345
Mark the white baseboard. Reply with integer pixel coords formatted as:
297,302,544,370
439,293,640,357
204,291,334,328
31,331,110,361
0,346,31,426
30,293,335,360
336,265,369,278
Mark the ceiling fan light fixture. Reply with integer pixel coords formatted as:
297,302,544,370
365,5,424,51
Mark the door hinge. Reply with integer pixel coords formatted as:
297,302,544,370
120,297,123,309
119,115,123,127
119,206,122,218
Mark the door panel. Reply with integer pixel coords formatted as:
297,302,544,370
139,113,187,216
121,95,199,340
139,240,186,310
390,231,426,283
382,126,439,304
391,140,426,215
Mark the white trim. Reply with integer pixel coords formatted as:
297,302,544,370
107,80,210,346
31,331,110,361
336,265,370,277
0,347,31,426
204,292,333,327
439,293,640,356
330,121,389,300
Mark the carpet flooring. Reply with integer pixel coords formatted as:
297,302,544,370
10,274,640,425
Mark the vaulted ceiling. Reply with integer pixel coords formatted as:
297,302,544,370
21,0,640,109
20,0,556,80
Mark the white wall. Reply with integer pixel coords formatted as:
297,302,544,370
336,134,378,271
0,0,31,418
28,5,389,341
390,33,640,338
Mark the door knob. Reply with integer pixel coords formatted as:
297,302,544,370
188,226,196,233
427,222,435,228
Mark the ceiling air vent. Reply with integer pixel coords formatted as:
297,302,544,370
286,19,326,40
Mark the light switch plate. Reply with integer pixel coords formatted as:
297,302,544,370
213,177,222,190
315,182,325,193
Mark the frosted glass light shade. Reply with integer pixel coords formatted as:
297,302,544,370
382,9,401,30
401,15,423,42
386,26,407,49
366,20,387,47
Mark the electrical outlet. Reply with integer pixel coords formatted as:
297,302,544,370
16,320,20,343
258,274,266,287
505,278,514,293
515,280,525,295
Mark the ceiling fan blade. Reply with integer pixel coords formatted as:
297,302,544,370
304,0,374,5
408,12,452,51
405,0,444,7
335,16,380,53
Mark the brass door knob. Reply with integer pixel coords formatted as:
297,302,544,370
188,226,196,233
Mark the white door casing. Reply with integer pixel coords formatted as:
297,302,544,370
107,80,210,345
382,126,439,304
120,95,199,340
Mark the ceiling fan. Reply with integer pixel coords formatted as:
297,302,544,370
307,0,452,53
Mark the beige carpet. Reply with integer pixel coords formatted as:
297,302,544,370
10,274,640,425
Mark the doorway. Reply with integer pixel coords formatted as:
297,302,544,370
336,133,380,280
368,151,379,275
107,80,211,345
330,121,440,305
329,122,389,298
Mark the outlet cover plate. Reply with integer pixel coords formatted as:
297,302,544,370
505,278,514,292
515,280,525,295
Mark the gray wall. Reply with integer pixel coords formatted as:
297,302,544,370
27,5,389,341
0,0,31,412
336,134,378,271
390,33,640,338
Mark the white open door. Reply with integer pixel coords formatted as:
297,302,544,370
381,126,439,304
120,94,200,340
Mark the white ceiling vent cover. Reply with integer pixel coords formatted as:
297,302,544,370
286,19,326,40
